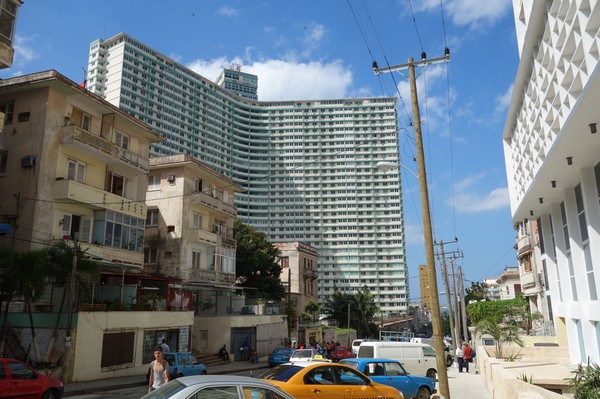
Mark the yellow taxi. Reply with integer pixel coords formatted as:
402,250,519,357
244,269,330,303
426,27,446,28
260,361,404,399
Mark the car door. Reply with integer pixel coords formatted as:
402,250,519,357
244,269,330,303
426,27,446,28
335,366,383,399
7,360,43,399
184,353,205,376
383,361,416,398
177,353,192,376
0,360,11,399
303,366,345,399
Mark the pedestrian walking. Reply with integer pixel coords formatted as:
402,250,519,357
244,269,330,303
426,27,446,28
455,342,465,373
463,342,472,373
241,336,250,361
148,346,169,392
160,338,170,353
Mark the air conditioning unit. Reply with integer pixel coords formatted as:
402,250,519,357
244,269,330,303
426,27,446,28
21,156,36,168
167,175,176,183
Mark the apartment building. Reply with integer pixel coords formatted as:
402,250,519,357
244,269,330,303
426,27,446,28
85,33,407,317
504,0,600,363
0,70,198,382
0,0,22,69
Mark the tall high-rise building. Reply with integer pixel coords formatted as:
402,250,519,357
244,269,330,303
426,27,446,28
86,33,408,316
215,64,258,100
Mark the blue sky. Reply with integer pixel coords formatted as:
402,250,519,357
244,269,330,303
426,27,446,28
4,0,519,302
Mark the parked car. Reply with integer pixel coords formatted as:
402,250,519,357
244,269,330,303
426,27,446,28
260,361,403,399
357,341,438,379
329,345,354,361
0,358,64,399
141,375,296,399
162,352,207,379
340,358,435,399
289,348,325,362
268,347,295,367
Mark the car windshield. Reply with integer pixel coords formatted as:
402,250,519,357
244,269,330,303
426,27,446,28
141,380,187,399
340,361,359,370
291,350,313,358
260,365,303,382
273,348,290,354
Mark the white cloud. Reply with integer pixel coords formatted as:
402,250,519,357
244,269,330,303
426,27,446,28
404,222,424,245
187,56,353,101
13,35,37,65
453,187,509,213
414,0,512,29
495,82,514,115
216,6,239,17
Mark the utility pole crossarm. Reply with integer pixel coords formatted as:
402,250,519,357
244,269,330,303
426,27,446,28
372,52,450,75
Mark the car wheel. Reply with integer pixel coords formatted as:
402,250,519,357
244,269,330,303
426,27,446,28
42,390,57,399
426,369,437,380
415,387,431,399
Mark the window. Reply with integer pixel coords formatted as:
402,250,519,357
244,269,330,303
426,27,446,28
191,212,202,229
81,112,91,131
193,177,203,192
101,331,134,368
0,1,18,43
115,130,130,149
0,102,12,125
144,247,157,264
67,159,86,183
189,386,237,399
93,210,144,252
146,209,159,226
148,175,160,190
280,256,289,268
61,214,92,242
192,251,201,269
106,171,125,196
7,361,35,380
0,150,6,175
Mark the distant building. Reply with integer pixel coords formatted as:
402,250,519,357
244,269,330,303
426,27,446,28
482,278,501,301
419,265,433,310
274,242,319,344
504,0,600,363
85,32,407,317
215,64,258,100
497,267,521,300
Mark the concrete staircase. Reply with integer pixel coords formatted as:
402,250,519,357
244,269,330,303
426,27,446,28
195,353,231,367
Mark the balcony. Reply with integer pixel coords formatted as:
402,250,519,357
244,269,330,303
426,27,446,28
189,191,236,217
189,269,236,284
61,125,149,172
198,229,218,245
53,178,147,218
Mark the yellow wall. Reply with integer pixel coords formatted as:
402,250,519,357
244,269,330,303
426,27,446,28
71,311,194,382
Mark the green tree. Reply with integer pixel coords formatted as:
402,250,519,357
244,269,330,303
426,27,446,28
0,245,20,356
233,219,285,301
352,286,379,338
476,318,524,359
304,300,322,323
322,289,354,327
464,282,486,304
570,359,600,399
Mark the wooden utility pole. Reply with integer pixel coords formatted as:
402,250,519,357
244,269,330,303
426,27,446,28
374,52,451,399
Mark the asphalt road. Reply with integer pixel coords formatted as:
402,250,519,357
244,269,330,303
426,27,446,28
66,369,265,399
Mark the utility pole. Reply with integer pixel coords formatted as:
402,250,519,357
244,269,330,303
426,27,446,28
438,241,457,354
62,239,78,382
374,50,451,399
458,266,469,342
287,268,292,345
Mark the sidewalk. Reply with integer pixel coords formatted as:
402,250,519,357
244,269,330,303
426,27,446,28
64,360,492,398
63,360,269,397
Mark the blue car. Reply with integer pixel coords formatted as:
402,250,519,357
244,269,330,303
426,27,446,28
267,347,295,367
163,352,207,378
339,358,436,399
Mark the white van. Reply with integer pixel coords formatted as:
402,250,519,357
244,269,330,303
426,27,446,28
351,339,375,356
357,341,437,379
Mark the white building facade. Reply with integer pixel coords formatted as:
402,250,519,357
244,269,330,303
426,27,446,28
85,33,408,317
504,0,600,364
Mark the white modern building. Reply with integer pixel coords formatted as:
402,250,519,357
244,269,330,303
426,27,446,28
504,0,600,363
85,33,408,317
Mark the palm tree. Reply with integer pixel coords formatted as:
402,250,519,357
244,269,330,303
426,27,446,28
304,300,321,323
322,290,354,327
353,286,379,338
476,319,524,359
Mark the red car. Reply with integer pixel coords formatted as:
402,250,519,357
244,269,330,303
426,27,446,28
0,358,64,399
330,345,354,362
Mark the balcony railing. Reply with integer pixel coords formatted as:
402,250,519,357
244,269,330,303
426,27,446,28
62,125,149,171
189,191,236,217
53,178,147,218
189,269,236,284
